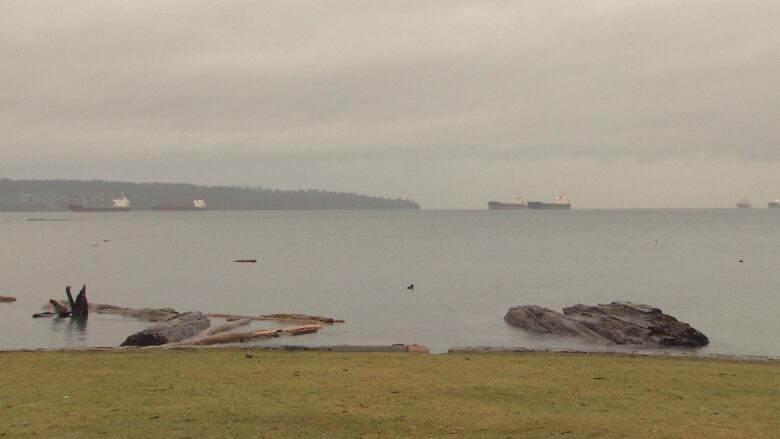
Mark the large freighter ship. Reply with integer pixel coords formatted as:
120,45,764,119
152,199,207,211
527,193,572,210
487,197,527,210
769,198,779,208
69,195,131,212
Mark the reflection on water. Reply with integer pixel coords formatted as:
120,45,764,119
49,316,89,344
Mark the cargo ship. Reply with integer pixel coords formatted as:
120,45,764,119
69,195,131,212
769,198,779,208
736,198,752,208
487,197,527,210
527,193,571,210
152,199,207,211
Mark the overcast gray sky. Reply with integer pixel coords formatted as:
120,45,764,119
1,0,778,208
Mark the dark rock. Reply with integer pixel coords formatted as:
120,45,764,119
120,312,211,346
503,305,609,343
504,302,709,348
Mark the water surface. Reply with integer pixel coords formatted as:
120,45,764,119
1,209,777,355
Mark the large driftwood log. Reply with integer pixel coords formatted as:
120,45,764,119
180,329,280,346
49,299,72,317
0,296,17,303
263,314,344,324
46,301,178,322
120,312,211,346
173,324,322,346
65,287,76,311
199,318,252,337
74,285,88,318
280,324,322,335
207,313,344,324
163,319,253,347
505,302,709,348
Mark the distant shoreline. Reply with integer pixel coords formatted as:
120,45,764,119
0,178,420,211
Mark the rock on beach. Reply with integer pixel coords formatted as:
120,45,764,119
120,312,211,346
504,302,709,348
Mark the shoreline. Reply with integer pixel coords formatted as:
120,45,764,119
1,343,776,362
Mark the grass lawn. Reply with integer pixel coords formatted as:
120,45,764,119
0,350,777,438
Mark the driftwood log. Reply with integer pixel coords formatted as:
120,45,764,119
45,301,178,322
172,324,322,346
199,318,252,337
505,302,709,348
74,285,88,318
1,296,17,303
207,313,344,324
120,312,211,346
264,314,344,324
49,299,72,317
36,299,336,347
179,329,280,346
162,319,253,347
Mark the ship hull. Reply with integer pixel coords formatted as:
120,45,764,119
736,203,751,208
769,202,779,208
488,201,527,210
68,205,131,212
527,202,571,210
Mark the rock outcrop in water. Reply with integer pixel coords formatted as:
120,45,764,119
120,312,211,346
504,302,709,348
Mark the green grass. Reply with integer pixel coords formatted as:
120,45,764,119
0,350,777,438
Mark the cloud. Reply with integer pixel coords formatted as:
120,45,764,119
0,1,778,206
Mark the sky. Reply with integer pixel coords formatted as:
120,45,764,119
1,0,778,209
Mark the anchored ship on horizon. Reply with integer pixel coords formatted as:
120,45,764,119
69,194,131,212
488,192,571,210
487,196,527,210
736,198,752,208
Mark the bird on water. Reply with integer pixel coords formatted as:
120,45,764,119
407,284,414,290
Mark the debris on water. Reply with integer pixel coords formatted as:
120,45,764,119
26,218,70,221
233,259,257,263
0,296,17,303
33,312,55,318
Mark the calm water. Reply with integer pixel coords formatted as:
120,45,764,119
1,209,778,355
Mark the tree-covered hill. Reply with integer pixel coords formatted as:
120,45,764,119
0,179,420,211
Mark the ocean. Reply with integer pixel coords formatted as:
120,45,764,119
1,209,778,355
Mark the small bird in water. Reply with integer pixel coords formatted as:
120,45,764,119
407,284,414,290
739,259,744,263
